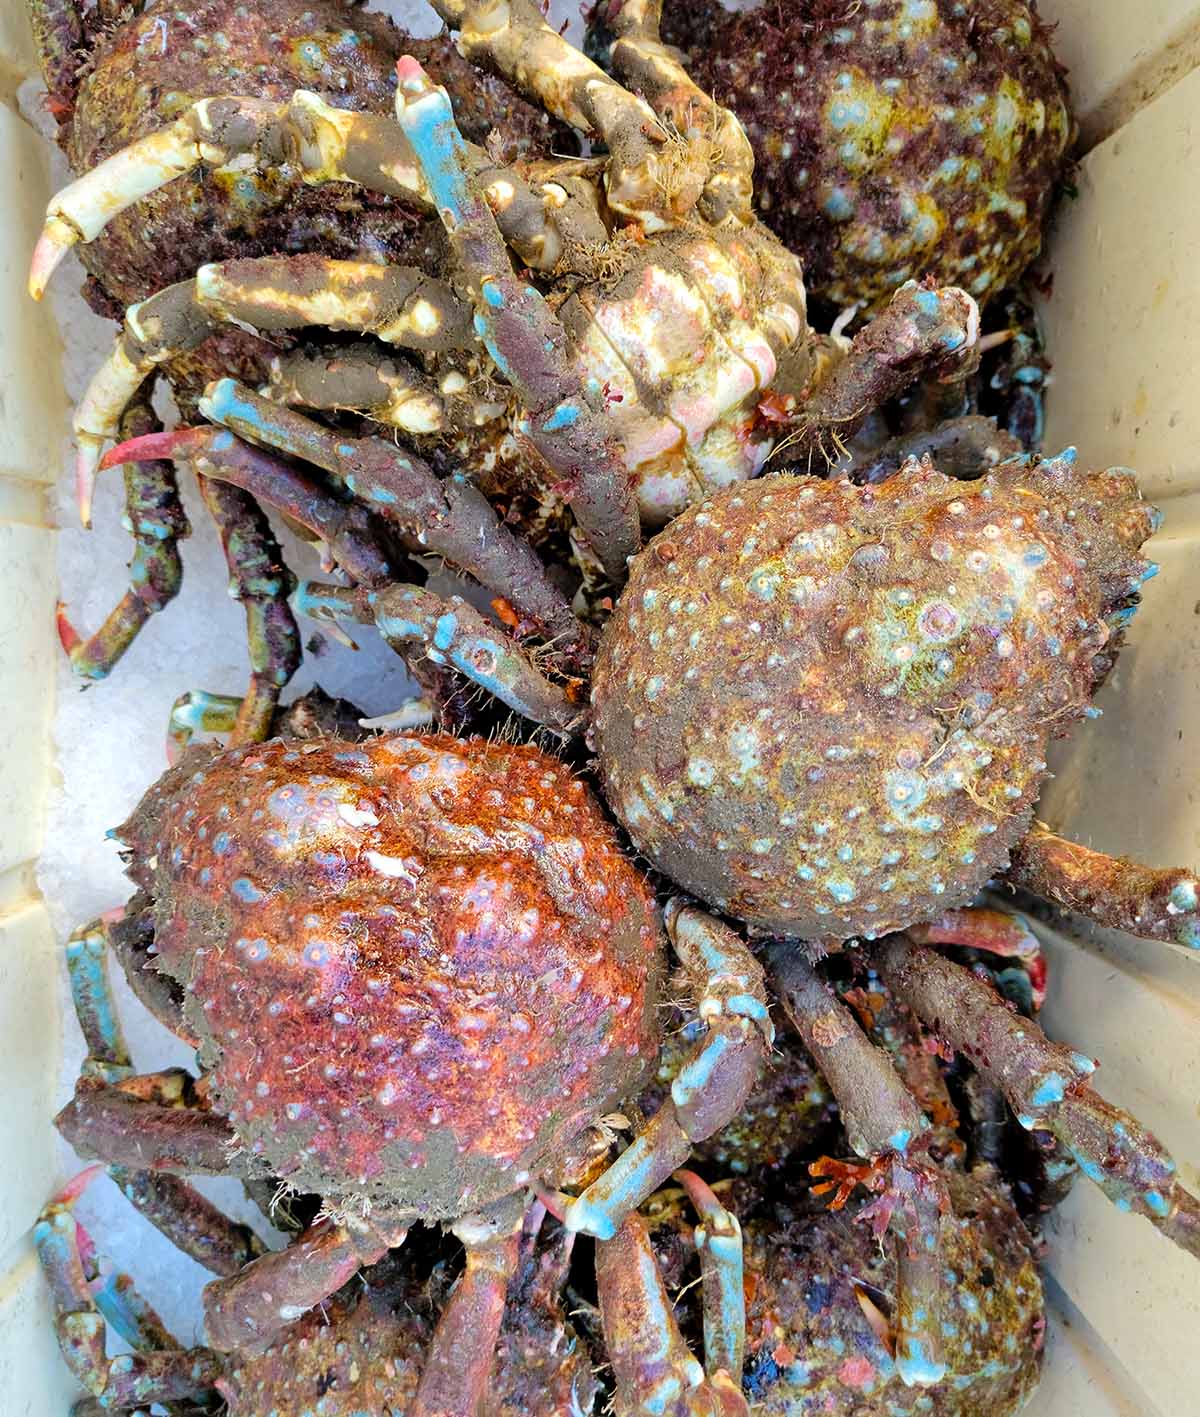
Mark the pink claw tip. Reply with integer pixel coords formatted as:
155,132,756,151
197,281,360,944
395,54,432,93
55,1164,107,1208
28,230,66,301
99,428,191,470
55,601,82,656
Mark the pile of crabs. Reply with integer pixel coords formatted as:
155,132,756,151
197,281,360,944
26,1,1200,1414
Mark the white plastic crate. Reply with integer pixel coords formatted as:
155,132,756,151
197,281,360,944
1,3,1197,1412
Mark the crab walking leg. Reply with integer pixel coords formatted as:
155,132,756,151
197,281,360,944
56,1073,242,1176
768,945,951,1387
565,902,772,1240
58,383,190,676
296,582,583,732
427,1,688,229
596,1209,749,1417
30,91,571,296
71,262,472,519
411,1197,525,1417
395,58,641,581
269,344,460,435
104,425,393,588
908,905,1047,1009
197,380,589,652
107,1166,265,1277
849,414,1023,485
65,921,134,1081
35,1172,223,1408
873,936,1200,1259
596,0,754,226
673,1169,746,1385
202,1217,399,1353
167,690,247,759
199,477,302,745
1009,825,1200,949
791,282,981,464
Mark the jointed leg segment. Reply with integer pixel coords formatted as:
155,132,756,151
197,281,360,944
565,901,772,1239
769,946,951,1388
872,935,1200,1259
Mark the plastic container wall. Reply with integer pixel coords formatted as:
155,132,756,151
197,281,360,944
0,2,1197,1412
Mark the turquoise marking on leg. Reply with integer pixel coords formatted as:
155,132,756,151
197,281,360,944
671,1031,732,1110
698,1226,745,1381
66,928,132,1074
896,1336,947,1387
433,612,458,651
542,401,580,432
565,1133,665,1240
94,1273,161,1352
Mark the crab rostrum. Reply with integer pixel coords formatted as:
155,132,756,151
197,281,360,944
32,0,982,731
53,729,773,1414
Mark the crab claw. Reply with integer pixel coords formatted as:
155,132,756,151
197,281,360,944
29,215,78,301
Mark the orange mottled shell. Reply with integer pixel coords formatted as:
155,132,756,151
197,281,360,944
128,734,663,1220
592,456,1155,940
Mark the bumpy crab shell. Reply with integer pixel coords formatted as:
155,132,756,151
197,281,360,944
591,453,1157,939
659,0,1072,311
117,732,663,1220
739,1172,1044,1414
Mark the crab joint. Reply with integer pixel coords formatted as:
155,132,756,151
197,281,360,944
293,581,582,734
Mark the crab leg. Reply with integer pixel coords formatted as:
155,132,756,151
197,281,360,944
673,1168,746,1384
908,905,1047,1009
109,1167,265,1278
565,902,772,1240
428,1,691,230
295,581,582,732
596,1207,749,1417
71,261,472,516
768,945,952,1388
198,477,301,745
268,344,468,435
35,1171,223,1409
873,936,1200,1259
58,382,190,677
202,1217,399,1352
848,414,1023,485
1008,825,1200,949
411,1196,526,1417
596,0,755,226
194,379,589,652
56,1072,241,1176
30,91,570,296
395,57,641,581
65,920,134,1083
790,282,981,466
103,425,394,588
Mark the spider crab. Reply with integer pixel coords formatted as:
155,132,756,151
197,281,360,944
32,0,984,735
290,446,1199,1385
51,723,774,1414
28,0,582,736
